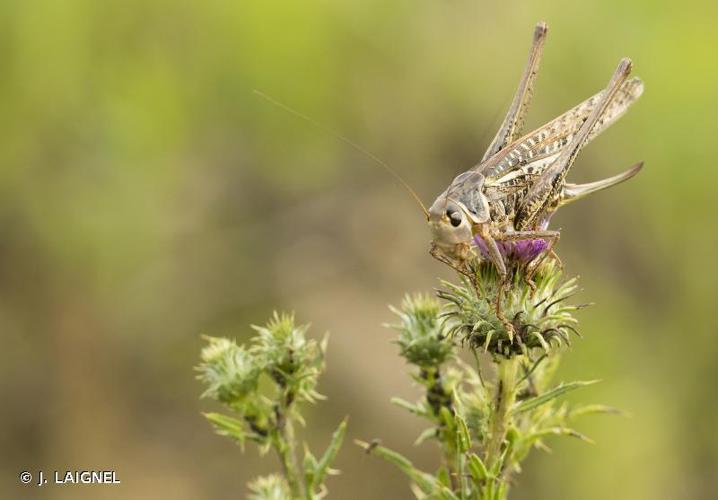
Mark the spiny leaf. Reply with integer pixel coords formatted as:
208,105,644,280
516,354,547,386
439,407,456,432
456,415,471,453
528,426,595,444
303,446,318,490
531,332,550,353
391,397,429,417
512,380,600,414
483,330,494,352
467,453,490,481
568,404,629,419
436,467,452,488
414,427,438,446
312,418,348,488
490,441,512,477
354,440,459,499
203,412,247,444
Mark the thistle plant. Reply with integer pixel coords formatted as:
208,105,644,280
197,313,347,500
357,245,621,500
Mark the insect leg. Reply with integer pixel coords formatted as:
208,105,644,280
559,161,644,207
548,249,562,269
516,58,634,229
482,22,548,161
430,243,456,268
526,233,561,282
429,243,475,279
482,234,516,341
492,229,560,242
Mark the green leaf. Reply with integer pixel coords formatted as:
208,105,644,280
502,427,519,468
531,332,550,353
414,427,438,446
467,453,489,481
490,442,511,477
439,407,456,433
391,397,429,417
455,415,471,453
527,426,595,445
312,418,348,488
203,412,247,444
303,446,318,491
354,440,459,499
516,354,547,386
512,380,600,414
436,467,451,488
568,404,628,419
496,481,509,500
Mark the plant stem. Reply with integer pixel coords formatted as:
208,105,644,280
483,356,519,498
273,403,303,498
425,367,459,492
443,437,459,492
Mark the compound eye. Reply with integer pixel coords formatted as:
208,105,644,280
446,209,462,227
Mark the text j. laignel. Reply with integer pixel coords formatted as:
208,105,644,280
36,470,120,486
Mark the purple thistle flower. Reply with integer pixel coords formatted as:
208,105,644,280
473,236,549,265
473,219,554,265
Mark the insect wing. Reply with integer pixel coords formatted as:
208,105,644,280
478,77,643,181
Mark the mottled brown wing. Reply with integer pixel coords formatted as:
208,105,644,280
477,77,643,180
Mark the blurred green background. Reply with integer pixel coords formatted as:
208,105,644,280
1,0,716,498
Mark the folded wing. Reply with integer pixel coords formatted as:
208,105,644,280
479,77,644,181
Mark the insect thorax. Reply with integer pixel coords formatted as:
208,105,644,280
448,175,524,230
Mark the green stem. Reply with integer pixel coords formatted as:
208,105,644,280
483,357,519,499
273,400,304,499
443,436,459,493
425,367,459,492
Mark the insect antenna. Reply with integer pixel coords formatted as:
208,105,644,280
253,89,430,220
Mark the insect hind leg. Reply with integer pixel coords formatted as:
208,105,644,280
481,234,517,342
526,233,561,283
482,22,548,161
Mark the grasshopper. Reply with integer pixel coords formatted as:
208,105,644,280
254,21,643,331
427,22,644,326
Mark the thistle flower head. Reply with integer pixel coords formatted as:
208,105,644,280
473,217,553,265
389,294,455,369
247,474,291,500
438,260,584,358
197,337,259,405
473,235,550,266
252,312,326,404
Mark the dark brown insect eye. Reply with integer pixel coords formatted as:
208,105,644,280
447,210,462,227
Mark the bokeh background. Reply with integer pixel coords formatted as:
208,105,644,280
1,0,716,499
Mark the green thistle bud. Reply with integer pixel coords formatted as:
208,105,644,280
247,474,290,500
438,260,585,358
389,294,455,369
251,312,326,405
197,337,259,405
198,313,346,499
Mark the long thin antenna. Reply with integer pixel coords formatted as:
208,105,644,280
253,89,430,219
